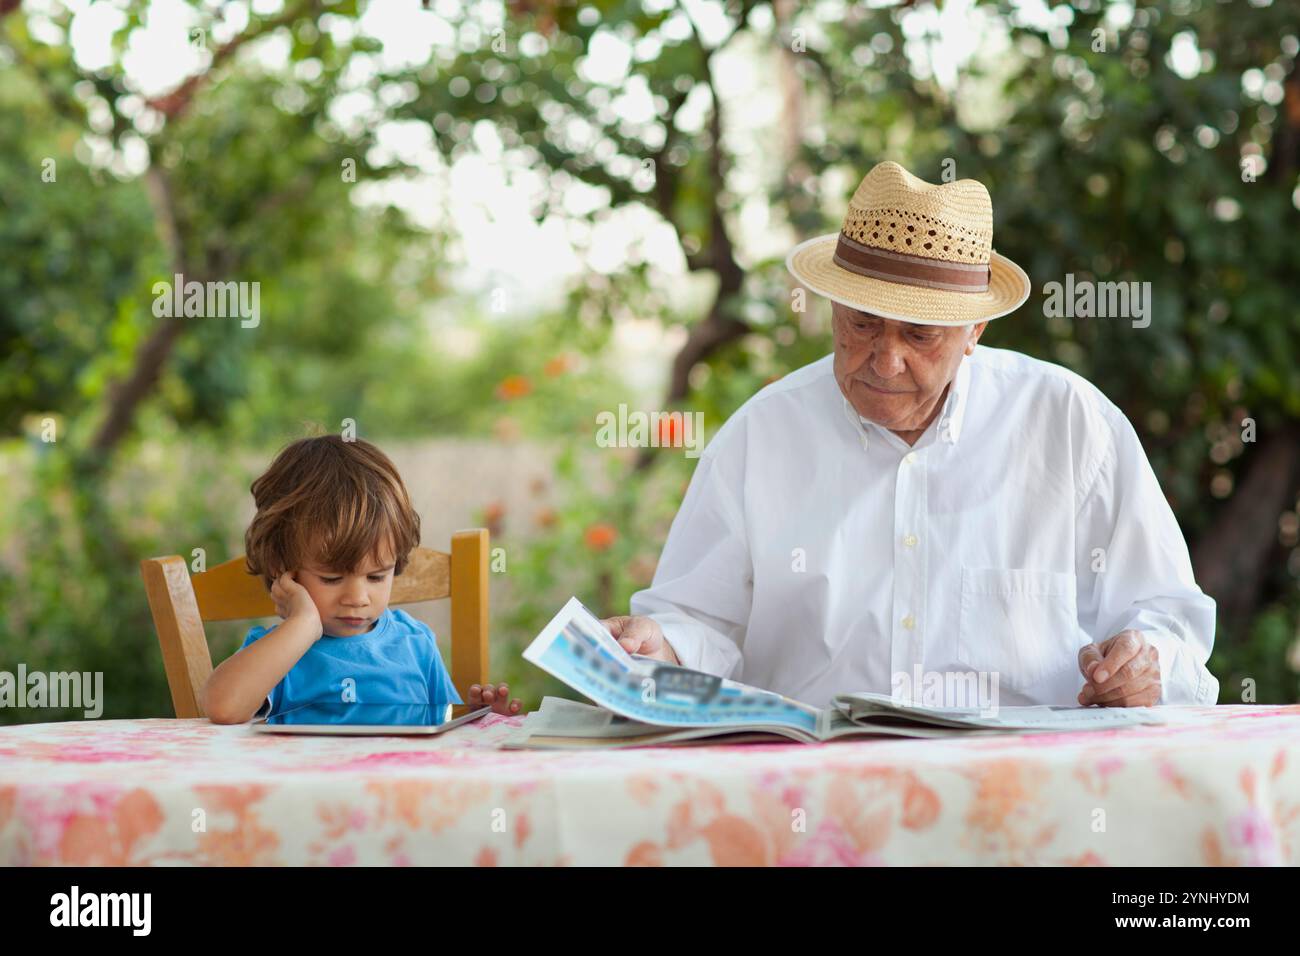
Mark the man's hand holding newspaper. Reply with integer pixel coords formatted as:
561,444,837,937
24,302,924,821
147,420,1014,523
599,615,679,665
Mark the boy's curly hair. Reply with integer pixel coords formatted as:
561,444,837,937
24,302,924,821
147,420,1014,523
244,435,421,589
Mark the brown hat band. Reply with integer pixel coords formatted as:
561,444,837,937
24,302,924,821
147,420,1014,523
833,233,991,293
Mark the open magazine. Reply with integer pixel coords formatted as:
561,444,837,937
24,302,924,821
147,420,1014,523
504,597,1167,749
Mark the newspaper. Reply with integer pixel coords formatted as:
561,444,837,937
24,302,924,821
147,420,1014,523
507,597,1166,749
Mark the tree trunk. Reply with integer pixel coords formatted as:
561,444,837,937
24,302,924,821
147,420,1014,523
1191,422,1300,634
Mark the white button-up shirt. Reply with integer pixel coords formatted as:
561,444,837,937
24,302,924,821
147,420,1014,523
630,345,1218,708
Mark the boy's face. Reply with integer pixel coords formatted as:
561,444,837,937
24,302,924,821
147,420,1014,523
295,548,398,636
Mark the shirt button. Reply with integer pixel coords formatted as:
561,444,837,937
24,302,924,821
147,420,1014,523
902,614,916,630
904,452,918,465
903,534,918,548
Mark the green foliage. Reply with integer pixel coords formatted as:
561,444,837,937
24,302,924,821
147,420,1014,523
0,71,161,437
491,442,695,706
1210,604,1300,705
2,0,1298,721
0,439,249,724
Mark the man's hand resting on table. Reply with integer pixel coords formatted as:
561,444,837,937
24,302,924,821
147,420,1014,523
1077,629,1161,707
600,615,680,665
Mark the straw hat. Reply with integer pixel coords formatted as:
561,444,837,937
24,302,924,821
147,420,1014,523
786,161,1030,326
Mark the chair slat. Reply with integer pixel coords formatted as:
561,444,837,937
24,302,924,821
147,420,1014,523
193,550,452,622
391,548,451,605
192,557,275,622
450,530,490,718
141,556,213,719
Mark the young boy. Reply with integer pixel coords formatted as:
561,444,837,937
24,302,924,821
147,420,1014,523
202,434,522,725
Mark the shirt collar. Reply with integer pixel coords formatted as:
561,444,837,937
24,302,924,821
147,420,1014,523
940,354,970,445
841,391,872,449
839,354,971,449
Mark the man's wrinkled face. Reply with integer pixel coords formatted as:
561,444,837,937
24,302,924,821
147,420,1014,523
831,301,986,437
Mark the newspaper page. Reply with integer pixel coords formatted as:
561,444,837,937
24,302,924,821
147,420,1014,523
834,691,1166,731
500,696,816,748
521,597,824,734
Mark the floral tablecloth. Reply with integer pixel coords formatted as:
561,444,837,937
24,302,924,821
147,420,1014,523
2,705,1299,865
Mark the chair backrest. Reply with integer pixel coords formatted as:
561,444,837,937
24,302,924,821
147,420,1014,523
141,529,490,719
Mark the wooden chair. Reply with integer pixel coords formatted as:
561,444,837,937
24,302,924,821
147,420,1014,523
141,530,490,719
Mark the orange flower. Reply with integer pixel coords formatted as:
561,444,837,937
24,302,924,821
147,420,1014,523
535,507,557,529
482,501,506,537
495,375,532,400
584,523,617,551
657,416,679,447
543,355,572,378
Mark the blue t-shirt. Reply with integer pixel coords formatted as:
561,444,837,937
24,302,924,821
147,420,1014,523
240,607,462,725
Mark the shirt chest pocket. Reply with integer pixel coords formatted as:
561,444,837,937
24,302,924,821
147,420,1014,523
956,568,1079,691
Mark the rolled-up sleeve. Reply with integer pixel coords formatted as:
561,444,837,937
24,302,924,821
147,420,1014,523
1074,406,1219,705
629,437,752,680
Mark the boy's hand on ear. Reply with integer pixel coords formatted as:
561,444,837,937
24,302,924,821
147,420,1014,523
271,572,322,639
469,682,523,716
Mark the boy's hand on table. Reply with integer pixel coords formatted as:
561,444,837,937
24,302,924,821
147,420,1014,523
469,682,522,715
271,572,323,641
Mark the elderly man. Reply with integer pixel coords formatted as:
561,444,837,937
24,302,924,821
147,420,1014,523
603,160,1217,709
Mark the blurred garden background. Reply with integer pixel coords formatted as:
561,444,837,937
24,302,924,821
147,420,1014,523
1,0,1298,723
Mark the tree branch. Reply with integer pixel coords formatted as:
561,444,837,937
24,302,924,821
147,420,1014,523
88,161,198,459
634,2,751,471
145,0,323,120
